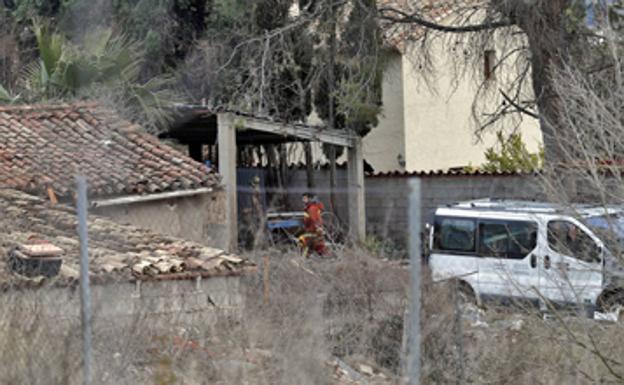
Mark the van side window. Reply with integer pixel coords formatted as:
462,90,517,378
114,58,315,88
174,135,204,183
478,221,537,259
547,221,601,263
434,217,476,252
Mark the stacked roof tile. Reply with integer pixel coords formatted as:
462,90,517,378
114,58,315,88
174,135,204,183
0,189,253,288
0,102,219,198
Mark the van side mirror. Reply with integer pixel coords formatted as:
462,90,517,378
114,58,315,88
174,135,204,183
593,244,603,262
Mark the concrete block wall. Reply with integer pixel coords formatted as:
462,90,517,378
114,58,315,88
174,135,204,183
364,177,410,248
396,174,540,249
13,276,243,332
418,175,543,226
282,169,541,251
283,168,350,220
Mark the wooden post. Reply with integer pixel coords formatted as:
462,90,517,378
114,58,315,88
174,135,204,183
304,142,315,188
263,255,270,305
217,113,238,252
347,138,365,242
328,1,337,215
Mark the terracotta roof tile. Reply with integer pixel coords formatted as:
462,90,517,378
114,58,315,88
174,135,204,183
377,0,484,52
0,189,254,288
0,102,220,198
367,169,537,178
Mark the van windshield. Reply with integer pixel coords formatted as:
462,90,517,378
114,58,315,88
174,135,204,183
586,214,624,254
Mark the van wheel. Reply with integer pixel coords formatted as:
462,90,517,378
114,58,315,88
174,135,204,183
454,281,477,307
598,291,624,322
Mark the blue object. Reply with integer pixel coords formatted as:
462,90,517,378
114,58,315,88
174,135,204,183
267,219,303,230
587,215,624,239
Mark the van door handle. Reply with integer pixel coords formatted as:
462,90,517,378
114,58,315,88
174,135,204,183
544,255,551,269
530,254,537,268
555,262,569,270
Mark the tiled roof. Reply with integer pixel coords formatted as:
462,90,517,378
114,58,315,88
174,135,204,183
377,0,483,52
283,161,534,177
368,168,537,178
0,189,253,289
0,102,219,198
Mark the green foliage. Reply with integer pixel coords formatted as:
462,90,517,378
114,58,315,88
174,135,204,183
19,20,177,130
311,0,384,163
194,0,314,122
481,131,544,172
0,84,16,103
314,0,384,137
207,0,248,29
253,0,290,30
363,235,404,259
10,0,62,19
6,0,213,77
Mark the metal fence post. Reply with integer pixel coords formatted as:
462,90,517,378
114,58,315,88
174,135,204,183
406,178,422,385
76,176,92,385
454,281,465,385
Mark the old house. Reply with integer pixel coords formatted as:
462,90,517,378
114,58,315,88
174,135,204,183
365,0,543,173
0,188,253,327
279,1,541,174
0,102,228,249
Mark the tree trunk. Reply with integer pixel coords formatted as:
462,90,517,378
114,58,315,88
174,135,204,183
279,144,288,209
526,40,566,166
500,0,573,166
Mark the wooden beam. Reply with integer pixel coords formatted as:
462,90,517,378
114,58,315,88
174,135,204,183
348,138,366,242
218,113,238,252
223,113,357,147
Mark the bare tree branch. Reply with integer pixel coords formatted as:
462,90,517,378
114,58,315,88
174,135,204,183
378,7,512,33
499,89,539,119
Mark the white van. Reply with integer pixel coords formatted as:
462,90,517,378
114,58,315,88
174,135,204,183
427,199,624,315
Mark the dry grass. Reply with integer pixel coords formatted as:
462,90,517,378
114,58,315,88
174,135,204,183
1,247,624,384
421,276,624,385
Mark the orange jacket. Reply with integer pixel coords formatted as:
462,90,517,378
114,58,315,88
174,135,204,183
303,201,324,233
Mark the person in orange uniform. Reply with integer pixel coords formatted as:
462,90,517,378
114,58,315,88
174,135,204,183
298,192,328,257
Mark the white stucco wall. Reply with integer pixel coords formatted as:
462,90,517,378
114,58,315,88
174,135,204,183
363,52,406,173
401,37,541,172
369,26,543,172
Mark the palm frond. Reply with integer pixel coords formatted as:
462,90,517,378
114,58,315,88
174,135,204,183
0,84,15,103
32,19,64,77
19,60,45,97
82,28,114,58
17,22,181,132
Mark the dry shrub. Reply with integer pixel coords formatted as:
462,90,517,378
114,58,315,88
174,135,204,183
237,247,409,384
419,271,624,385
4,247,623,384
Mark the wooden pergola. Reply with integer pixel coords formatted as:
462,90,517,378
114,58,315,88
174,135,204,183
164,107,365,252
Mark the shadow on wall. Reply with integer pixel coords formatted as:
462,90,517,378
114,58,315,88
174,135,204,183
93,191,228,249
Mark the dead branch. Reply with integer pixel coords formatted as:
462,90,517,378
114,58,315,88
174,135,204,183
378,6,512,33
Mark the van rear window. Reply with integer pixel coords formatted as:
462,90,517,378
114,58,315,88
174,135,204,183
434,217,476,252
